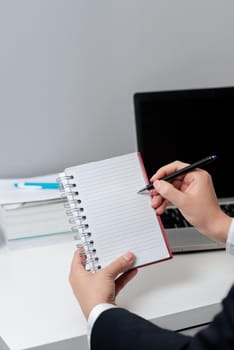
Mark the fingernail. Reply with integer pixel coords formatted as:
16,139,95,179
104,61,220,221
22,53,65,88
123,252,134,262
154,180,160,191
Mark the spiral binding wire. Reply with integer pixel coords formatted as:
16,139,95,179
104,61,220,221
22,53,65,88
57,173,101,272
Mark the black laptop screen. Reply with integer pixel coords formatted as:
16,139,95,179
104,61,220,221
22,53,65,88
134,86,234,198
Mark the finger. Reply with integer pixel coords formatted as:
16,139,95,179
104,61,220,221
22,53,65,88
150,189,157,196
151,196,169,210
153,180,186,208
70,248,87,273
151,194,164,209
103,252,135,279
155,202,168,215
150,161,189,182
115,268,138,295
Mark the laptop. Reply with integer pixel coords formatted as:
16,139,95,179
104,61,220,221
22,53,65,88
133,86,234,253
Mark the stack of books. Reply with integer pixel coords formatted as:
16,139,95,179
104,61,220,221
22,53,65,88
0,174,72,247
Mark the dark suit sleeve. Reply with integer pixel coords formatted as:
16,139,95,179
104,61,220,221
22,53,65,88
91,285,234,350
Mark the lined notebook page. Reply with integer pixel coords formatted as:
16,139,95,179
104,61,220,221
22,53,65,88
65,153,171,268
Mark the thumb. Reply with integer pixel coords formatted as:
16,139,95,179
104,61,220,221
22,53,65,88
103,252,135,279
153,180,185,208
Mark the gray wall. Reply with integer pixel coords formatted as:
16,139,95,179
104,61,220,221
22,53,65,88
1,0,234,178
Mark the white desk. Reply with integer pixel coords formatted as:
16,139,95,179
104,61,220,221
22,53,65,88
0,241,233,350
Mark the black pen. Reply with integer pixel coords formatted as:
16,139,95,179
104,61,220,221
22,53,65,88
138,155,217,194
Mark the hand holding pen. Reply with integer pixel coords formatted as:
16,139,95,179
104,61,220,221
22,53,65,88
138,155,217,193
149,154,232,242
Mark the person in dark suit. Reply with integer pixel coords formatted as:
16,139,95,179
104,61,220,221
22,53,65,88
69,160,234,350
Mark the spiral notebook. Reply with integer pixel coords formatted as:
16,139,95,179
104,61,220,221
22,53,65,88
57,152,172,272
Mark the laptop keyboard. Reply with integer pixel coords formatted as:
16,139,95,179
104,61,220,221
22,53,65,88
161,209,191,229
161,204,234,229
220,204,234,217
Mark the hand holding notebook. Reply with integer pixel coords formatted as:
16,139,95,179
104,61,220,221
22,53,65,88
57,152,172,272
